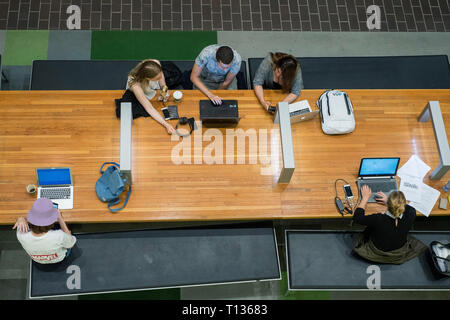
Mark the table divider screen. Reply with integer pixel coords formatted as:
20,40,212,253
120,102,132,185
274,102,295,184
418,101,450,180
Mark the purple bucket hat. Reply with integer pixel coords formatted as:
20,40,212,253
27,198,59,226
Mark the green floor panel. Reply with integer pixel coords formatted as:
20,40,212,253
279,272,330,300
91,31,217,60
78,288,181,300
3,30,49,66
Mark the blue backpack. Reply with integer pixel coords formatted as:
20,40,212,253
95,162,131,213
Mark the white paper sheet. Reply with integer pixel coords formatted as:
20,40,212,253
409,183,441,217
397,155,431,180
399,175,423,202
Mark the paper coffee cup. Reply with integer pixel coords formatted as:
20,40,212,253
26,184,37,194
173,91,183,102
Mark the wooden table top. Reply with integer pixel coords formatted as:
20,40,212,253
0,89,449,224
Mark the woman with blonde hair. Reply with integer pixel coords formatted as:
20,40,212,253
352,185,426,264
253,52,304,112
126,59,175,135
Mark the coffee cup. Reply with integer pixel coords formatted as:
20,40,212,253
173,91,183,102
26,184,37,194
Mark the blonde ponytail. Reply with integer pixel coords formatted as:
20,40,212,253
387,191,406,227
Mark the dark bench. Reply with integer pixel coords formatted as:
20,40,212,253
165,60,249,90
248,55,450,89
0,54,7,90
286,230,450,290
30,224,280,298
30,60,248,90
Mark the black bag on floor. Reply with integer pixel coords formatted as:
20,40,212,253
429,240,450,277
160,61,182,89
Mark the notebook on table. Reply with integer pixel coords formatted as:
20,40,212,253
36,167,73,209
356,158,400,203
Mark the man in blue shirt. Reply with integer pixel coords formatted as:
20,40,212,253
190,45,242,105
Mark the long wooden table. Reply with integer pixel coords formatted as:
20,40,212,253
0,89,449,224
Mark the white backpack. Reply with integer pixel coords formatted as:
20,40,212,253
316,90,355,135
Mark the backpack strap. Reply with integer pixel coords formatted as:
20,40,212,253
318,90,331,123
100,162,120,174
108,185,132,213
343,92,352,115
318,99,324,123
326,91,331,116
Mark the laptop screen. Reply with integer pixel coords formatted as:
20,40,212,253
358,158,400,177
37,168,72,186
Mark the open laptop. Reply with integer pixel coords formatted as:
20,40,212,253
36,167,73,209
274,100,319,124
356,158,400,203
199,100,240,126
288,100,319,124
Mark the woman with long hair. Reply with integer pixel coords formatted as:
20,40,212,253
253,52,304,112
126,59,175,135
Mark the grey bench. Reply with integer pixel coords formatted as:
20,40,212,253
248,55,450,89
0,54,7,89
30,60,248,90
29,224,281,298
286,230,450,290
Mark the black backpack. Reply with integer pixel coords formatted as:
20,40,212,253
429,240,450,277
160,61,182,89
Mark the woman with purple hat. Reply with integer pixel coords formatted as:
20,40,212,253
13,198,76,264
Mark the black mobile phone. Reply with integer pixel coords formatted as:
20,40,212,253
52,202,59,209
268,106,276,114
344,185,353,199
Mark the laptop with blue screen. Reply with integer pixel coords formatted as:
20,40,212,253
356,158,400,203
36,167,73,209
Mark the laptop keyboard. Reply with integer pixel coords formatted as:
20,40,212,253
359,180,397,201
40,187,71,200
290,108,310,117
364,181,396,193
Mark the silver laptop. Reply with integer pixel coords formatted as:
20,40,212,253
274,100,319,124
356,158,400,203
36,167,73,209
288,100,319,124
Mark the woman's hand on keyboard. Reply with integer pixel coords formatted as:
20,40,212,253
360,185,372,201
375,191,387,206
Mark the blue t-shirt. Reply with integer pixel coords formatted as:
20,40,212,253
195,45,242,83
